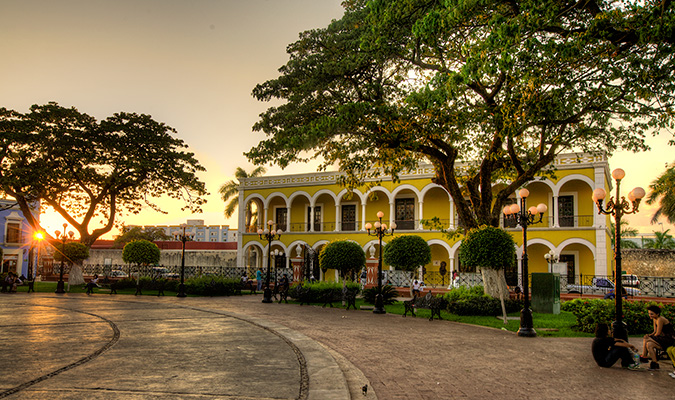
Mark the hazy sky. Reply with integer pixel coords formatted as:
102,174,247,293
2,0,673,238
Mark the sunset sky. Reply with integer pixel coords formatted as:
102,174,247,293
1,0,673,238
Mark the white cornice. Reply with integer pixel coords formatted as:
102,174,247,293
241,152,608,190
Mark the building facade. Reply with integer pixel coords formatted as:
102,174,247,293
236,153,615,286
1,199,39,277
132,219,237,243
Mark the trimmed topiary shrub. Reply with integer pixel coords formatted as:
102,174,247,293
383,235,431,271
319,240,366,280
122,239,160,266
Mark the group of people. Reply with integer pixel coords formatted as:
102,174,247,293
592,305,675,377
2,272,23,292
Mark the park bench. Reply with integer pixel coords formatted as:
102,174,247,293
403,291,448,321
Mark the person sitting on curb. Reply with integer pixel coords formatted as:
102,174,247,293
592,323,640,370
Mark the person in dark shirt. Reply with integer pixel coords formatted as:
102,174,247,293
592,323,639,370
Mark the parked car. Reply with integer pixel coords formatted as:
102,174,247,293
621,274,640,288
566,277,641,297
107,269,129,279
152,267,179,279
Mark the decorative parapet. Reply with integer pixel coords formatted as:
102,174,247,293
241,152,608,189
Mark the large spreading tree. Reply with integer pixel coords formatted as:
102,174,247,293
0,102,208,247
247,0,675,229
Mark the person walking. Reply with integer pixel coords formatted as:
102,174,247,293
255,268,263,293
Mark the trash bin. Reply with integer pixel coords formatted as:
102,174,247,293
531,273,560,314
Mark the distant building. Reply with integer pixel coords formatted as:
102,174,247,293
130,219,238,242
1,198,39,277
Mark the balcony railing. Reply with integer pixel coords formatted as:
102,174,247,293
244,215,596,234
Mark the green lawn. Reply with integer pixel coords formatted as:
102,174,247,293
11,282,589,337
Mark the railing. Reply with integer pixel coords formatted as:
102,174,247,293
245,215,596,234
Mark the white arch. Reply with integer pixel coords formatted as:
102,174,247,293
243,193,265,207
420,183,450,199
363,186,393,203
558,238,597,258
311,189,339,206
312,240,330,251
335,188,367,204
427,238,452,256
263,192,290,208
288,191,312,205
554,174,595,195
391,184,422,199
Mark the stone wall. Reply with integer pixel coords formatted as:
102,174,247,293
621,249,675,277
84,249,237,268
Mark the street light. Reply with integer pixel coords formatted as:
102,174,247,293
258,220,282,303
365,211,396,314
592,168,645,341
544,250,558,273
54,223,71,294
172,224,194,298
503,188,548,337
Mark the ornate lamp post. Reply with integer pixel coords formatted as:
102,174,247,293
258,220,282,303
172,224,194,298
303,244,315,281
54,223,71,294
503,188,548,337
592,168,645,341
544,250,559,273
365,211,396,314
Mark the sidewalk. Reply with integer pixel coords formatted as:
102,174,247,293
1,293,673,399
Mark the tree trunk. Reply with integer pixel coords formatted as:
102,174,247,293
68,262,85,288
480,267,509,324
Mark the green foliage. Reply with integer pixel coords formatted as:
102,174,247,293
459,226,515,270
113,226,171,248
643,229,675,250
383,235,431,271
247,1,675,230
184,276,242,296
646,162,675,225
318,240,365,278
609,221,640,249
289,281,360,304
561,299,675,335
443,285,521,316
54,242,90,264
0,103,208,247
122,240,160,266
362,284,399,305
219,166,266,221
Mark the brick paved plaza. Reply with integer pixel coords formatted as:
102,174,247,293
0,293,672,399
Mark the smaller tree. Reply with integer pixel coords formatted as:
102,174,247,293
123,239,160,285
319,240,365,281
459,226,516,324
54,242,90,286
383,235,431,272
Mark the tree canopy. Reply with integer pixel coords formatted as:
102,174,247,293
0,103,208,247
459,226,516,271
319,240,366,278
383,235,431,271
646,162,675,225
122,239,161,266
248,0,675,230
219,166,266,224
54,242,90,265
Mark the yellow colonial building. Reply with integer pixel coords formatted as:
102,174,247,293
236,152,614,288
